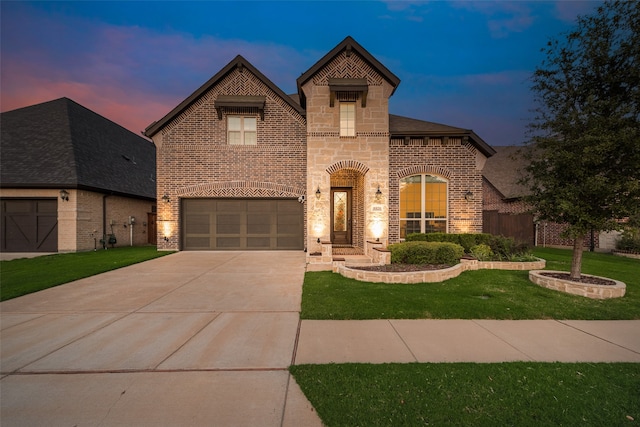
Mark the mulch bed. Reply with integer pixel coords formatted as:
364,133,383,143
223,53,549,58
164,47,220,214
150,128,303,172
539,272,617,286
349,264,452,272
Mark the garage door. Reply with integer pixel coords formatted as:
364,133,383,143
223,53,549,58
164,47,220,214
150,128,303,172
1,199,58,252
182,199,303,250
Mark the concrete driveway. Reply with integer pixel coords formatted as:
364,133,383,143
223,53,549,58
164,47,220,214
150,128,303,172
1,251,322,426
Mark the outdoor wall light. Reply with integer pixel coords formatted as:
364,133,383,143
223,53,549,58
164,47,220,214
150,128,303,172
162,194,171,203
315,187,321,199
375,186,383,201
317,238,321,243
464,191,473,201
164,236,169,242
59,189,69,201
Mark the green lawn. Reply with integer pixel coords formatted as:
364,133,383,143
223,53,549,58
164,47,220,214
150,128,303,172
301,248,640,320
0,246,173,301
290,362,640,427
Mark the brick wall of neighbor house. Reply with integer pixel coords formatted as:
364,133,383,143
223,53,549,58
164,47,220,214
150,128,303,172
482,180,600,249
302,50,392,253
75,191,155,251
0,188,154,252
482,179,529,214
154,67,307,250
389,138,484,242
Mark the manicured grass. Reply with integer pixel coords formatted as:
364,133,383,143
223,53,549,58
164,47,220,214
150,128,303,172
300,248,640,320
0,246,173,301
290,362,640,427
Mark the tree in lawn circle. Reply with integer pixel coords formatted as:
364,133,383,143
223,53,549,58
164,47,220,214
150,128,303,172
520,0,640,279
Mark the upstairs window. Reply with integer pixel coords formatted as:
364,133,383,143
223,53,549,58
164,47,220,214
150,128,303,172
227,116,257,145
340,102,355,137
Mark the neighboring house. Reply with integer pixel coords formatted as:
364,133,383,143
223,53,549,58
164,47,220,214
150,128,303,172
482,145,618,250
145,36,495,259
1,98,157,253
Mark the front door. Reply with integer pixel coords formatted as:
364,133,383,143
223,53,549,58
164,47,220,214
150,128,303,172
331,188,352,245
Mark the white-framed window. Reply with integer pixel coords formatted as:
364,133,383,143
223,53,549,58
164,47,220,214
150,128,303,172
399,174,448,238
227,116,257,145
339,102,355,137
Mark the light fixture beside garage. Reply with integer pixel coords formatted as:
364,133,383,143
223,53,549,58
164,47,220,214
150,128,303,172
315,187,321,199
60,189,69,201
162,194,171,203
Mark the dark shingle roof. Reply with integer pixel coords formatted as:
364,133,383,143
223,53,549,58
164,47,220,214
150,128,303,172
481,145,529,199
389,114,496,157
1,98,156,200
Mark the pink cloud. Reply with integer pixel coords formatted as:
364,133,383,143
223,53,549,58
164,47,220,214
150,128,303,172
1,13,309,136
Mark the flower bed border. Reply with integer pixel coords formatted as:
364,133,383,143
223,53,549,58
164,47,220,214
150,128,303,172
529,270,626,299
335,258,546,284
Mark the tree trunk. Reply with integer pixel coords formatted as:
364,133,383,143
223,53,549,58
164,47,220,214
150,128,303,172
570,235,585,280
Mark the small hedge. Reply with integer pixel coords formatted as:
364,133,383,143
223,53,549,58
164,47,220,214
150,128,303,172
389,241,465,265
405,233,491,252
405,232,531,260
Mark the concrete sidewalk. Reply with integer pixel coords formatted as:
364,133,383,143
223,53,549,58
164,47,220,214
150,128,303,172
295,319,640,364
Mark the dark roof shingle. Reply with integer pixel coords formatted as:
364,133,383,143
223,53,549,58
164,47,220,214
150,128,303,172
1,98,156,199
481,145,529,199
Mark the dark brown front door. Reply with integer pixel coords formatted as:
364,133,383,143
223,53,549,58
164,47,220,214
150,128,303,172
331,188,352,245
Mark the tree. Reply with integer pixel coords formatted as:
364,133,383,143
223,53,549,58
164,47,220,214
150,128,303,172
521,0,640,279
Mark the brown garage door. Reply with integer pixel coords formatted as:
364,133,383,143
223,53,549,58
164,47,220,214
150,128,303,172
182,199,303,250
1,199,58,252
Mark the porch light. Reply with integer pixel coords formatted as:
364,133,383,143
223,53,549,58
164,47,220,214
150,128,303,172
375,186,382,201
162,194,171,203
59,189,69,201
464,191,473,201
315,187,321,199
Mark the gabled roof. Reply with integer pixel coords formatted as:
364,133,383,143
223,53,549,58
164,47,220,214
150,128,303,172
145,55,305,137
296,36,401,109
1,98,156,200
481,145,528,199
389,114,496,158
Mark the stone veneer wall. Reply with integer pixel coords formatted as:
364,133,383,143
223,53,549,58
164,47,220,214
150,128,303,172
389,139,483,243
303,50,393,253
154,67,307,250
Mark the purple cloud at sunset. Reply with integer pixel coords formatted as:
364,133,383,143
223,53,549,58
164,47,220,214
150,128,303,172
1,1,602,145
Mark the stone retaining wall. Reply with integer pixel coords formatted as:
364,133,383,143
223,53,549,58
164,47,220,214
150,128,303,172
529,270,626,299
336,257,546,284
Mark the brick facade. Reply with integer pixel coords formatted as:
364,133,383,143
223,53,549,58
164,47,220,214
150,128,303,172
147,37,492,253
153,66,307,250
389,139,484,242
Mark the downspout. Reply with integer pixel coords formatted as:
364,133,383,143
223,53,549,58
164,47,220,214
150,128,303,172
102,194,109,249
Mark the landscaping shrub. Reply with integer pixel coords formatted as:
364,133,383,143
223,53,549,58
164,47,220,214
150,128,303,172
616,228,640,253
389,241,464,265
470,244,494,261
404,232,532,260
488,235,531,260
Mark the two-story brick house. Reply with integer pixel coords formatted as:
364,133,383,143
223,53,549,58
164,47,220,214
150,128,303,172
145,36,495,260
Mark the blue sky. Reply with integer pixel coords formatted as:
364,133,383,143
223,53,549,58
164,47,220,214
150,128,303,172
1,1,602,146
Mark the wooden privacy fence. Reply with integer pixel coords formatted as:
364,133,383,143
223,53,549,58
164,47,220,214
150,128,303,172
483,210,535,245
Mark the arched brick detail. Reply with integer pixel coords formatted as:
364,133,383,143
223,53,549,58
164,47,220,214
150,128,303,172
326,160,370,175
396,165,452,180
177,181,305,198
